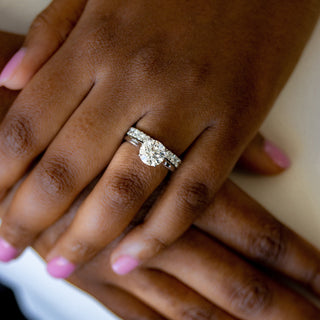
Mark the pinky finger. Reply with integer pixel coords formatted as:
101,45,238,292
0,0,87,89
236,133,291,175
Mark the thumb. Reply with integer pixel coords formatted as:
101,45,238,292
0,0,87,90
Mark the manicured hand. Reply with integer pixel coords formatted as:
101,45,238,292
10,173,319,319
1,48,316,316
0,138,317,319
0,0,316,277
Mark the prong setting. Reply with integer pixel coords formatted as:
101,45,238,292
125,127,181,171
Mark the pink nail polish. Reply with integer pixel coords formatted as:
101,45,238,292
264,140,291,169
0,238,18,262
0,48,26,86
112,255,139,275
47,257,76,279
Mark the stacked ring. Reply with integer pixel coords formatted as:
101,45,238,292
125,127,182,171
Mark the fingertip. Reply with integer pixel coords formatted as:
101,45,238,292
0,48,27,90
111,255,140,275
237,134,291,175
0,237,19,262
47,256,76,279
1,76,30,91
263,139,291,170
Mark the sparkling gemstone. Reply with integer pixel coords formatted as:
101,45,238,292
139,139,166,167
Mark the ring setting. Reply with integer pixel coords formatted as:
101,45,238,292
125,127,181,171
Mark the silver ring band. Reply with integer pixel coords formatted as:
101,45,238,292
125,127,182,171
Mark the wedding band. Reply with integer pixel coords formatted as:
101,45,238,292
125,127,182,171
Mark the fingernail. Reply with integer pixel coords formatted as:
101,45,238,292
0,48,26,86
112,255,140,275
264,140,291,169
0,238,18,262
47,256,76,279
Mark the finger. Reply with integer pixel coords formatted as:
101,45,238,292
237,133,291,175
114,268,237,320
194,180,320,297
150,229,320,319
44,141,167,277
63,228,237,320
0,29,95,199
110,126,237,272
0,0,87,90
30,183,233,320
33,175,320,319
0,31,24,120
0,83,138,260
111,127,291,268
43,109,201,277
31,185,167,320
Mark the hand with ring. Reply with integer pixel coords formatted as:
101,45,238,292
0,0,318,278
5,154,319,319
1,34,320,318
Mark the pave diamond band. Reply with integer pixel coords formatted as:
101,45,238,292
125,127,182,171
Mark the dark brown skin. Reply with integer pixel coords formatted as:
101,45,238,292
0,0,318,277
1,30,320,319
9,176,320,320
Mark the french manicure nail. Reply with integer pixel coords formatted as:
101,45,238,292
0,238,18,262
112,255,139,275
47,256,76,279
264,140,291,169
0,48,26,86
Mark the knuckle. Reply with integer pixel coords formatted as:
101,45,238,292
0,115,35,157
177,180,211,214
30,11,58,38
249,222,285,265
183,61,214,88
30,9,66,44
2,218,34,247
146,234,168,254
132,42,167,78
83,13,123,60
104,172,146,211
30,12,51,32
36,155,77,199
69,239,98,261
230,278,272,316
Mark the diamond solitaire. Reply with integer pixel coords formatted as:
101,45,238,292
125,127,182,171
139,139,166,167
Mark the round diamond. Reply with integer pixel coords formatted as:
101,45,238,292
139,139,166,167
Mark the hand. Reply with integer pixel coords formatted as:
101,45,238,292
0,37,318,317
2,165,319,319
0,0,315,277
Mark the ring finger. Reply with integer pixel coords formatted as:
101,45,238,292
44,109,201,277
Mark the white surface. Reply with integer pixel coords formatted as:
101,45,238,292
0,248,117,320
0,0,320,319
